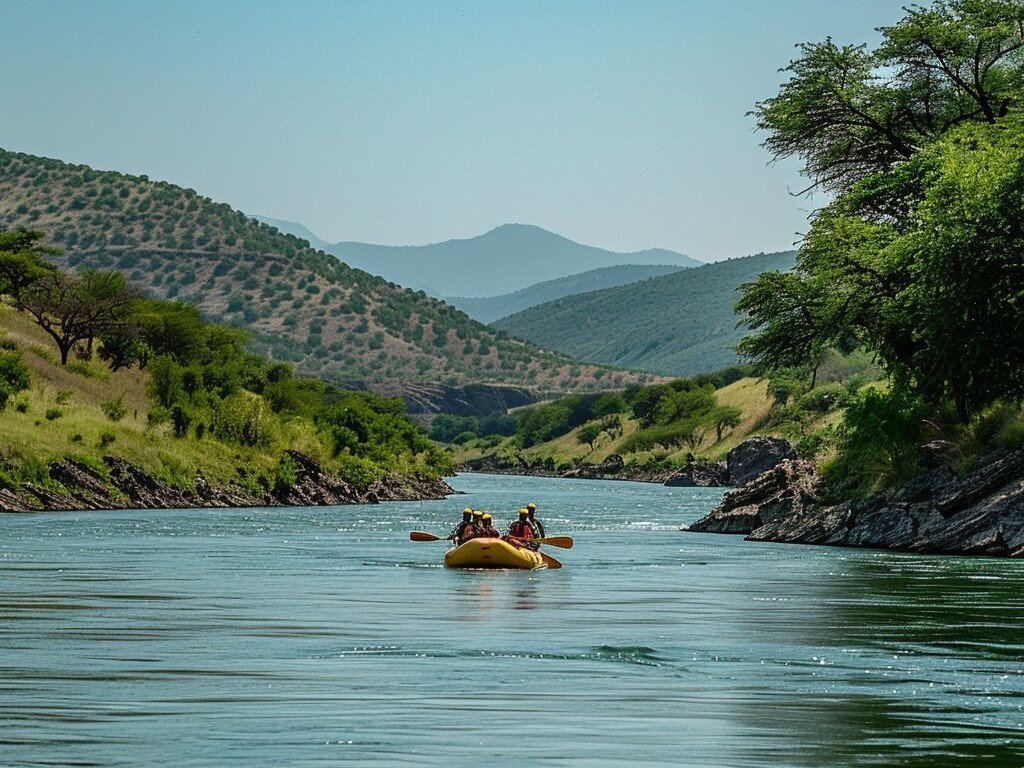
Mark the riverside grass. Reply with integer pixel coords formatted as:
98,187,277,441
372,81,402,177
0,303,431,495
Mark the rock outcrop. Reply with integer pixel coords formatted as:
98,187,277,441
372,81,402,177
725,437,796,485
0,453,453,513
687,459,820,533
687,444,1024,558
664,459,727,487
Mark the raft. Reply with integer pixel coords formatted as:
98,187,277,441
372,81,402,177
443,537,544,569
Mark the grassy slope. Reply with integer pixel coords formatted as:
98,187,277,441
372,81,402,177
0,304,329,491
0,149,655,394
493,251,797,376
444,264,687,323
454,376,843,469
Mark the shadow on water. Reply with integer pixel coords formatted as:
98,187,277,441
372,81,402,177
738,551,1024,767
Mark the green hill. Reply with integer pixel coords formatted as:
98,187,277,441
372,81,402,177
492,251,797,377
444,264,687,323
0,149,657,397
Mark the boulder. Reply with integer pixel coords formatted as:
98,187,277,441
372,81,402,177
689,459,820,534
726,437,796,485
664,460,727,487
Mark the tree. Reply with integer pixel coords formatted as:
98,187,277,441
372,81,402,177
0,229,57,301
739,0,1024,422
711,406,743,442
756,1,1024,197
19,269,137,364
577,422,602,450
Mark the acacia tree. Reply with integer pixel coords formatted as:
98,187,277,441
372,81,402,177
738,0,1024,422
20,269,137,365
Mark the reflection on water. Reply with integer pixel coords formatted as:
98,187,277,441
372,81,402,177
0,473,1022,767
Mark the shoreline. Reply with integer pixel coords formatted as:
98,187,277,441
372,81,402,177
0,451,454,513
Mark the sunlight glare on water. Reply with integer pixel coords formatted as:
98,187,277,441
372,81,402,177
1,473,1023,767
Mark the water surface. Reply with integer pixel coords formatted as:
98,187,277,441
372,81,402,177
2,473,1023,766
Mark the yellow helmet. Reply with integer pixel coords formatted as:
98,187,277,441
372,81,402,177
519,508,529,517
481,513,493,521
527,503,537,511
463,507,473,516
472,510,483,518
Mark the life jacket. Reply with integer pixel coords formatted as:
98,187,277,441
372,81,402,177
528,516,545,538
481,524,500,537
455,520,475,541
509,520,533,539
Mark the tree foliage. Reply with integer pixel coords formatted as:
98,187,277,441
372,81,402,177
741,0,1024,422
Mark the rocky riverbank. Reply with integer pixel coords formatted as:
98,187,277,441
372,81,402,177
0,450,454,512
459,436,796,489
687,443,1024,557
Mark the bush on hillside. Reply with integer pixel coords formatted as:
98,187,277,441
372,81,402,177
0,350,31,410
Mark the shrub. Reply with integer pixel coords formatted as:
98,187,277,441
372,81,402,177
45,407,63,421
101,395,127,421
98,431,117,449
0,350,31,410
797,383,851,414
821,389,929,498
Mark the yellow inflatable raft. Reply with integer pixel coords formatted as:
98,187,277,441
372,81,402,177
443,537,544,570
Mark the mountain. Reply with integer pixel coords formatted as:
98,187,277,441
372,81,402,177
259,219,701,297
445,264,687,323
0,149,660,399
493,251,798,377
254,215,334,252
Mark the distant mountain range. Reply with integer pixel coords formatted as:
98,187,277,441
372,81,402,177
0,149,660,399
445,263,687,323
257,217,701,297
493,251,798,377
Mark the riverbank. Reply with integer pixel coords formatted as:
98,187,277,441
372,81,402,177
687,446,1024,557
0,450,454,512
458,436,796,488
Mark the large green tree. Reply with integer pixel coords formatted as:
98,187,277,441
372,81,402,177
739,0,1024,422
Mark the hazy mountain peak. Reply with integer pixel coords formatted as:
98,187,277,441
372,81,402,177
261,218,702,297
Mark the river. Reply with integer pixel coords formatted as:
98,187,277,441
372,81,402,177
1,473,1023,767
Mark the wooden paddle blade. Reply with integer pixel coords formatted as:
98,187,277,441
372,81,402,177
539,551,563,569
409,531,442,542
537,536,573,549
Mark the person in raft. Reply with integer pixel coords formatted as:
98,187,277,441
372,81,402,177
471,510,485,536
508,508,537,549
479,513,501,538
526,503,545,539
449,508,475,544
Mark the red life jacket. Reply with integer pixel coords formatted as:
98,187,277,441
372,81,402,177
509,520,533,539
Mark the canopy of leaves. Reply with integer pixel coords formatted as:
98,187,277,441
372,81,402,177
741,0,1024,422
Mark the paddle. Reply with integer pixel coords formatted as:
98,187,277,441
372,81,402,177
410,531,444,542
509,536,574,549
539,551,563,569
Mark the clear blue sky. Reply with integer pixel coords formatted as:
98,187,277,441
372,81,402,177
1,1,907,260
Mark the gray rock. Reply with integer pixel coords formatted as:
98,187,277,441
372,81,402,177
689,458,820,534
664,460,727,487
726,437,796,485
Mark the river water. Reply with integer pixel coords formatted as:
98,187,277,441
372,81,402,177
2,473,1023,767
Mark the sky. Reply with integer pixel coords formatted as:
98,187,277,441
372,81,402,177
1,1,908,261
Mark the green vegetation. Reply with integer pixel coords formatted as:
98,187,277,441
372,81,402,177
0,230,450,493
0,151,655,394
445,263,687,324
738,0,1024,496
493,251,796,376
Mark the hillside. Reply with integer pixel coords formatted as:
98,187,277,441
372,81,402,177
493,251,797,376
0,150,658,398
444,264,686,323
261,218,701,297
0,298,450,509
